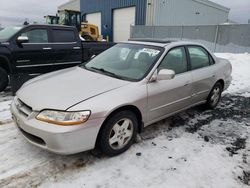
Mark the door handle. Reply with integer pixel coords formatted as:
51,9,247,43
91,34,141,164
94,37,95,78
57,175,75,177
43,47,52,50
73,47,81,50
184,82,190,87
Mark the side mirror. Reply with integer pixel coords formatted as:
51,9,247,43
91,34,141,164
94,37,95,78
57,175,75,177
17,36,29,44
157,69,175,80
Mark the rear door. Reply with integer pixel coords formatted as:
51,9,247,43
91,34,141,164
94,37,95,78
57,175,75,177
12,27,54,74
147,46,192,123
187,45,216,103
50,28,82,70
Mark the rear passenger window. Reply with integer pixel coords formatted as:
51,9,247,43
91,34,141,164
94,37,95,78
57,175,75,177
188,46,210,70
52,29,76,42
158,47,187,74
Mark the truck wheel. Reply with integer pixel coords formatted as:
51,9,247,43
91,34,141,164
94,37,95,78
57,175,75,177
205,82,222,109
0,67,8,92
99,111,138,156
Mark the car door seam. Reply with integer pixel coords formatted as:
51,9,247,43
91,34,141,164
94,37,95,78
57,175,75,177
150,96,192,112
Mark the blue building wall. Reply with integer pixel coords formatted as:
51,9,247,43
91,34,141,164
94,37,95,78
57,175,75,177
80,0,147,41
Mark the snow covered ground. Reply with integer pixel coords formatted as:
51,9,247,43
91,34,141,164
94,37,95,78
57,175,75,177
0,53,249,188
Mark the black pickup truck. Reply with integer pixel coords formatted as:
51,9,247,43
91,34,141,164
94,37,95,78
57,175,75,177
0,24,115,93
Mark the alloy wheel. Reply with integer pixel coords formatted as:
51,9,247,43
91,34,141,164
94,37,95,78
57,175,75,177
108,118,134,150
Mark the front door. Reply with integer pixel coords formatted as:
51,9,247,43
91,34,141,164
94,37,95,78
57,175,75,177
147,47,192,123
12,27,54,75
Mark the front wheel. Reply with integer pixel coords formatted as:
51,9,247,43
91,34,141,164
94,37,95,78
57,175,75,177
205,82,223,109
0,67,8,92
99,111,138,156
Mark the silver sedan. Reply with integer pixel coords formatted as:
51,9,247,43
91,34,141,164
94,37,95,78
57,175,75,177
11,39,232,156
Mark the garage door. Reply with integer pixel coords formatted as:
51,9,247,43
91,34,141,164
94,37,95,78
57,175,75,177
86,12,101,33
113,6,136,42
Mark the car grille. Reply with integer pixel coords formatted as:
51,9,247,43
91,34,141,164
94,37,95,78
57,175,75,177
14,98,32,118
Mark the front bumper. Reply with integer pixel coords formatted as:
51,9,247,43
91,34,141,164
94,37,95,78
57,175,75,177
10,100,105,155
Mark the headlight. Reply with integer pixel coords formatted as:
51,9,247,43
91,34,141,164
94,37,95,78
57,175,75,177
36,110,91,126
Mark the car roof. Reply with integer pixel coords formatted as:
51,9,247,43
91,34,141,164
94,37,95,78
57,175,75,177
23,24,76,30
129,38,176,44
126,38,203,48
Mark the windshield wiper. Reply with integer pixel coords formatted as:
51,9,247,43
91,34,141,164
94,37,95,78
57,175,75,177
89,67,124,80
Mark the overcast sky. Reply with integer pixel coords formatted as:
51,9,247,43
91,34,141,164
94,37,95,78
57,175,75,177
0,0,250,27
212,0,250,23
0,0,68,27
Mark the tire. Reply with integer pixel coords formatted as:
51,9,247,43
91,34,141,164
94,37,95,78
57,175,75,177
99,111,138,156
0,67,8,92
205,82,223,109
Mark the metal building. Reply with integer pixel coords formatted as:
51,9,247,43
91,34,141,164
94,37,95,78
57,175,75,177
58,0,81,11
146,0,230,26
81,0,147,42
80,0,230,42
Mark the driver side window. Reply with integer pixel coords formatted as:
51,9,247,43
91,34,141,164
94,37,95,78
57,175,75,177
158,47,187,74
20,29,48,43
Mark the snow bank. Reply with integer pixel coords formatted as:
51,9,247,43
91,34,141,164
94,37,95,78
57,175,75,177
215,53,250,97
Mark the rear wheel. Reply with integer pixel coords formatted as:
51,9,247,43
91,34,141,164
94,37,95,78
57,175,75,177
99,111,138,156
0,67,8,92
205,82,223,109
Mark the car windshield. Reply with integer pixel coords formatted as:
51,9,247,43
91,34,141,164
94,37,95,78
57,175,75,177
84,43,163,81
0,26,23,40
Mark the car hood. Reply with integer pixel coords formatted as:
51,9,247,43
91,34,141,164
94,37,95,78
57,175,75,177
17,67,130,111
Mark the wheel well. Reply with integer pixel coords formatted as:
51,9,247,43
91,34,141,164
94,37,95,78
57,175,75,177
217,79,225,90
95,105,143,148
0,57,10,73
